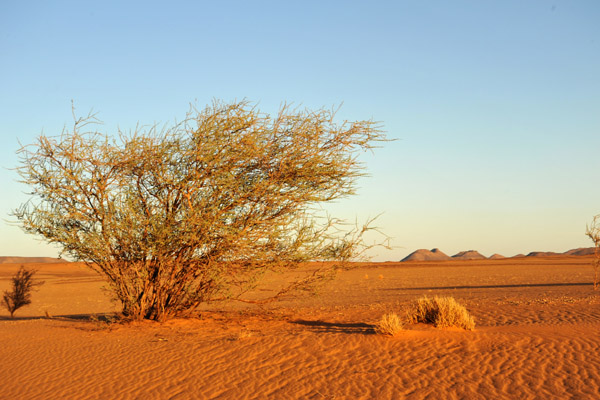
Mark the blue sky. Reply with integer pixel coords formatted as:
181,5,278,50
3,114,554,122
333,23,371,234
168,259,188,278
1,1,599,261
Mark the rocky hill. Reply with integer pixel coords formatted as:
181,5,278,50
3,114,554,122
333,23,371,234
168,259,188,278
401,248,451,262
563,248,595,256
401,247,596,262
452,250,486,260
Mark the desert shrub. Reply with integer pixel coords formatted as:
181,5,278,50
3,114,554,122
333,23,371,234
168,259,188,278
2,266,44,318
407,296,475,330
14,100,387,321
586,215,600,290
374,312,403,336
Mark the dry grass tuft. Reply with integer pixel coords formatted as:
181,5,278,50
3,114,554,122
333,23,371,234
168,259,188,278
375,313,404,336
407,296,475,330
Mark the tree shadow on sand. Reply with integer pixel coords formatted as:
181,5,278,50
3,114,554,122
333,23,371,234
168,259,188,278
291,319,376,335
0,313,117,323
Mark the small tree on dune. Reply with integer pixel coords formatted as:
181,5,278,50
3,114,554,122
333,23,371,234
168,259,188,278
2,266,44,318
586,215,600,290
13,100,387,321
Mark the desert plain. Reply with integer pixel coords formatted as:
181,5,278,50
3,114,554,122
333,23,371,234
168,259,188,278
1,255,599,399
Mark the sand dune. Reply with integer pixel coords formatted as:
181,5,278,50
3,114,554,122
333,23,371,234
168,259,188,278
1,256,599,399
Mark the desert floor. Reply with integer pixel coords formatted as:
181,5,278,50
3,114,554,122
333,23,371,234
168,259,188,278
1,256,599,399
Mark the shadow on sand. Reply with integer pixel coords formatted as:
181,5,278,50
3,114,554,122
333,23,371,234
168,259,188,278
291,319,376,335
0,313,117,323
382,282,594,292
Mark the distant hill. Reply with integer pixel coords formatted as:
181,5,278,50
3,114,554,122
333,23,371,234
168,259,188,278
401,247,596,262
401,248,451,262
526,248,595,257
0,256,65,264
564,247,596,256
452,250,486,260
526,251,561,257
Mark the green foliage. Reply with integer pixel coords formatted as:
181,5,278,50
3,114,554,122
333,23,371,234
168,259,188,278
14,100,386,321
2,266,44,318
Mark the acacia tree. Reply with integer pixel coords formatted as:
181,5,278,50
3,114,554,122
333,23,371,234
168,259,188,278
14,101,385,321
586,215,600,290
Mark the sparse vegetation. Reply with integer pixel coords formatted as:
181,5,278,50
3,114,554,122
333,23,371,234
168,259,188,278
14,100,386,321
375,312,403,336
586,215,600,290
2,266,44,318
407,296,475,330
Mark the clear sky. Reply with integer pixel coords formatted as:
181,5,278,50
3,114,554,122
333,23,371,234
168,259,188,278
1,1,599,261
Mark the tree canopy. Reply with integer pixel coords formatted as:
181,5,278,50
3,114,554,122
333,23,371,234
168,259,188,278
14,100,386,321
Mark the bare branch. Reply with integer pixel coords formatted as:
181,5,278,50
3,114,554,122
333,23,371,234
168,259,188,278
586,215,600,290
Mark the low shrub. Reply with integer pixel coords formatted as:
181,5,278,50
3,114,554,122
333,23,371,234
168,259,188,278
375,312,403,336
2,266,44,318
407,296,475,330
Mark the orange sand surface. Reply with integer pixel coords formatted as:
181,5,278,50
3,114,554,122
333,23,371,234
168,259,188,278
1,256,599,399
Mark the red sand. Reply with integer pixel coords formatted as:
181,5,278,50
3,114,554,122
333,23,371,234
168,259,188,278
1,256,599,399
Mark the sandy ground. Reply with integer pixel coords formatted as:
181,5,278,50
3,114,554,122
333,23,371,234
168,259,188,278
1,256,599,399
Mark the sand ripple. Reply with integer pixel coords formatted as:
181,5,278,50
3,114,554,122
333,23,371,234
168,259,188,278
0,318,599,399
1,258,599,399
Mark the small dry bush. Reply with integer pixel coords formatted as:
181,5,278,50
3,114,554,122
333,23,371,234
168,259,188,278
407,296,475,330
375,313,403,336
2,266,44,318
586,215,600,289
